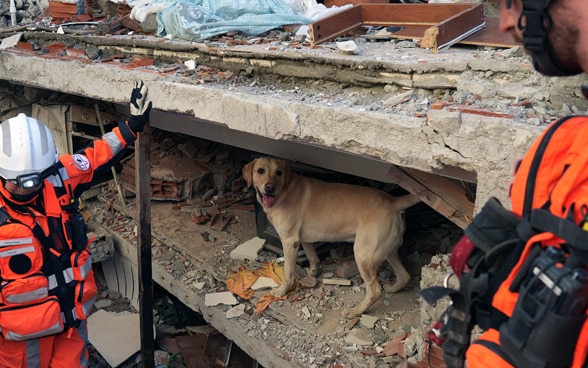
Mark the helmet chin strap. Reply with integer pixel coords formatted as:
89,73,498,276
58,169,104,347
520,0,581,76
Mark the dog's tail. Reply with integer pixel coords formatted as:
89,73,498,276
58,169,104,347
393,193,421,211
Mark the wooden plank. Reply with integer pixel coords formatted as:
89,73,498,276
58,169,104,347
403,167,474,222
385,17,517,48
361,3,478,24
136,124,155,368
309,3,485,50
460,17,518,48
69,104,120,126
309,4,363,45
420,3,485,51
387,165,471,229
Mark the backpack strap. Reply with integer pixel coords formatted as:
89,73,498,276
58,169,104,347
518,116,575,216
528,207,588,263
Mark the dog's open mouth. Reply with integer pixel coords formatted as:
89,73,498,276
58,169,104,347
257,188,276,208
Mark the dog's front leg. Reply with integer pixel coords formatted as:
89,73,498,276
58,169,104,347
271,239,300,297
301,242,320,277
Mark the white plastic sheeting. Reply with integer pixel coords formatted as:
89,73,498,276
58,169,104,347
154,0,311,41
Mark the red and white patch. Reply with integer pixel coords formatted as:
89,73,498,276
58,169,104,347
72,154,90,171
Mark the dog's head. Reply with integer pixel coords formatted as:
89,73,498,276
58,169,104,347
242,157,291,209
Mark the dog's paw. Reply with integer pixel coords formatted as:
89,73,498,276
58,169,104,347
341,308,360,319
270,286,287,298
307,266,320,277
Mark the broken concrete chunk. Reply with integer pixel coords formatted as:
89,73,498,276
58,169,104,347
322,278,352,286
226,304,246,319
88,310,155,368
204,291,238,306
0,33,23,51
382,90,414,107
251,276,278,290
360,314,379,329
344,329,373,346
299,275,318,288
336,40,359,55
230,236,265,260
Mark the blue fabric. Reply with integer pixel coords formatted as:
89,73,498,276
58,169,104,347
156,0,311,41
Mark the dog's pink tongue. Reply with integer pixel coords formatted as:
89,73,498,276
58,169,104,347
262,195,275,208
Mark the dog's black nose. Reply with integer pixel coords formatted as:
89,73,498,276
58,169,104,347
265,183,276,195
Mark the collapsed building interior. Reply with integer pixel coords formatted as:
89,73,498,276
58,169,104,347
2,0,588,366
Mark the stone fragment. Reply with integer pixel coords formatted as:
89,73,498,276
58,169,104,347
226,304,246,319
230,237,265,260
251,276,278,290
323,278,352,286
360,314,379,329
204,291,238,306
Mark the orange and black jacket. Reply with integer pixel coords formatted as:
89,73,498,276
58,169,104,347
0,120,138,341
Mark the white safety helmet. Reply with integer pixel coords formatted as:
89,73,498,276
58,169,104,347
0,113,58,188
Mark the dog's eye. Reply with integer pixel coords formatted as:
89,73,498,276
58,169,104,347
276,170,282,176
257,168,265,175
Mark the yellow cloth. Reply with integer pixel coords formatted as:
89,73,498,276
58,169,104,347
225,262,299,314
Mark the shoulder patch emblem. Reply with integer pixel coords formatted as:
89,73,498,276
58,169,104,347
72,154,90,171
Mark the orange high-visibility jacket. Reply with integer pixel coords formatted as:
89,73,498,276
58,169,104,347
0,120,138,341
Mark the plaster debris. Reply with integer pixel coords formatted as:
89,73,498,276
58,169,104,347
336,40,360,55
226,304,246,318
204,291,239,306
344,329,373,346
251,276,278,290
322,277,352,286
230,236,265,260
360,314,379,329
0,32,21,50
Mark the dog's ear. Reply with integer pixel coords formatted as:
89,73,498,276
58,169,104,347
242,159,256,188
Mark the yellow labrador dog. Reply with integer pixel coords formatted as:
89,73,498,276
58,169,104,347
242,157,420,318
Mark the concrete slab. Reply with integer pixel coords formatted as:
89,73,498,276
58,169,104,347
88,310,142,367
230,236,265,260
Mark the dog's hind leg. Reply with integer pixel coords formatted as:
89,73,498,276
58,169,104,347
301,242,320,277
341,241,382,318
385,250,410,293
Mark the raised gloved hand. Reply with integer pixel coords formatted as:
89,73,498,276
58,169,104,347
128,80,152,133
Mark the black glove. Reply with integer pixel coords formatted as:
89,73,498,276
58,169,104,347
128,80,152,133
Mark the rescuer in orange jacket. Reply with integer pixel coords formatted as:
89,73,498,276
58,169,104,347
0,80,152,367
461,1,588,368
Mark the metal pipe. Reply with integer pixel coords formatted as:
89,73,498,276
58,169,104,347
9,0,17,26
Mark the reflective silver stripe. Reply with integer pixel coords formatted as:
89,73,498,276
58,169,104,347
47,274,58,290
25,338,41,368
0,245,35,257
63,267,74,283
81,295,97,318
47,268,74,290
46,167,69,187
105,131,123,154
0,237,33,247
3,320,64,341
79,256,92,279
5,287,48,304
